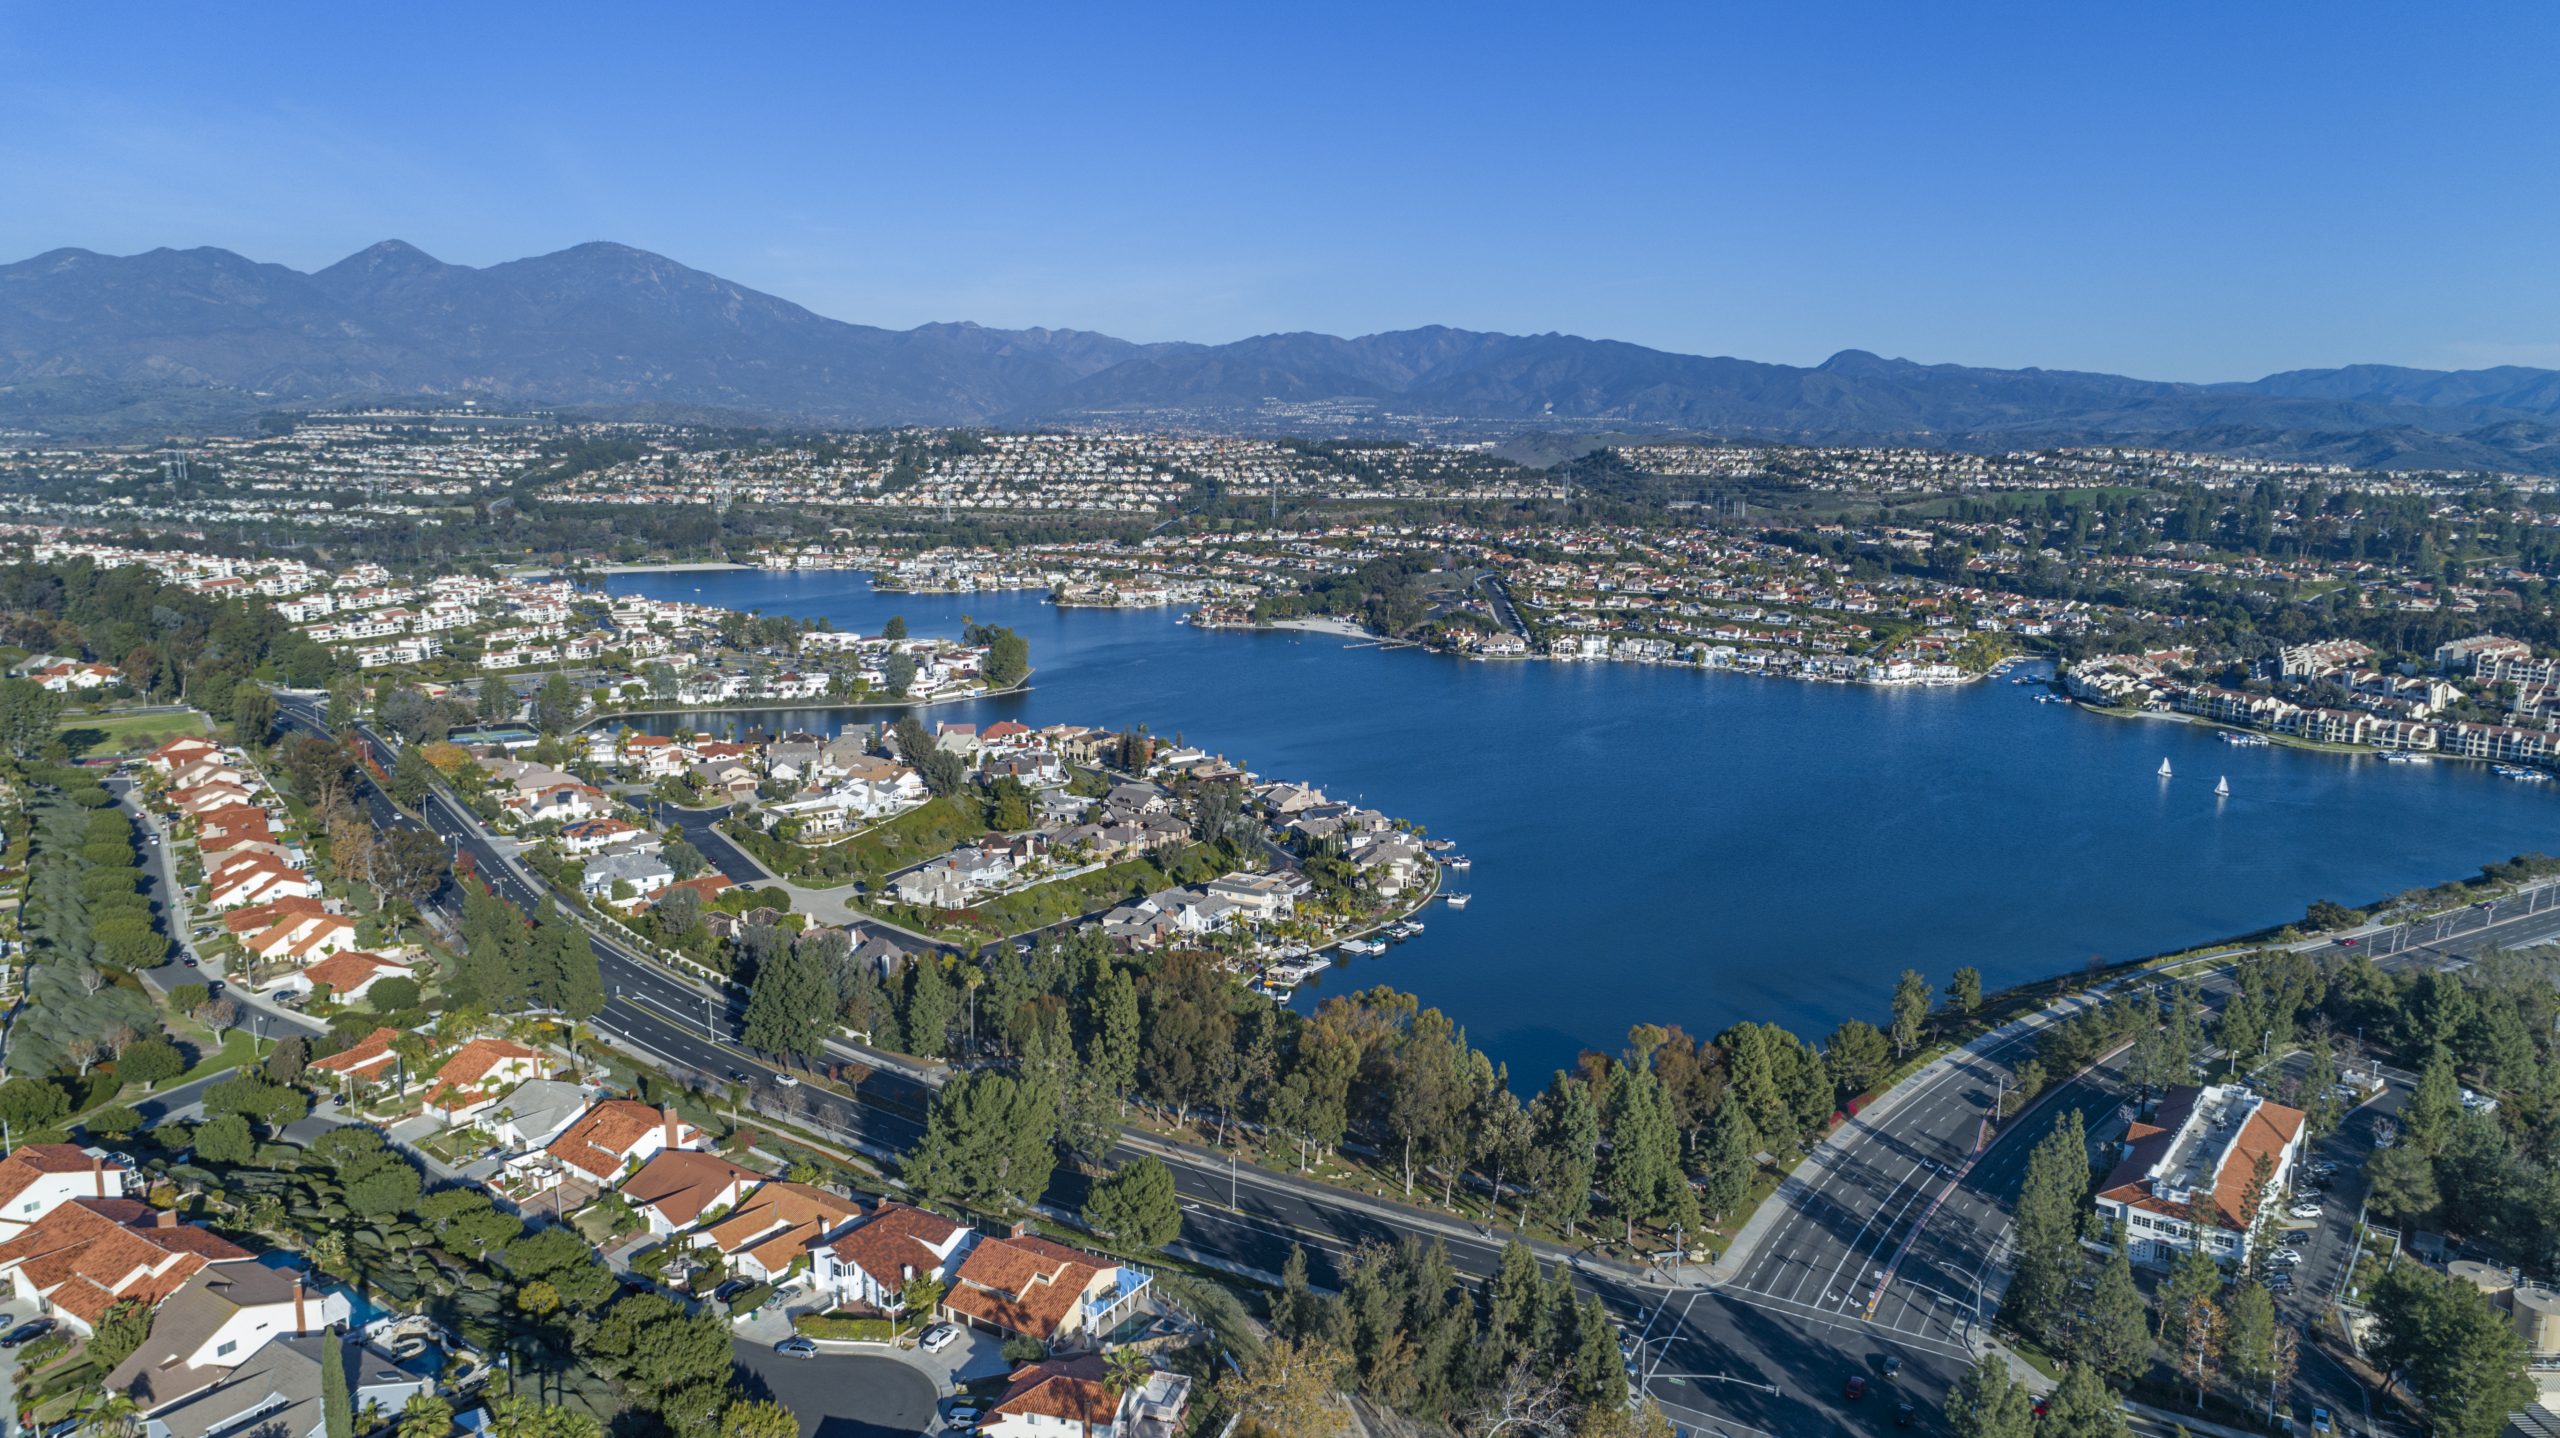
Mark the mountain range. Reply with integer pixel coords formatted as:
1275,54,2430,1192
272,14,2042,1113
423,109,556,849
9,238,2560,474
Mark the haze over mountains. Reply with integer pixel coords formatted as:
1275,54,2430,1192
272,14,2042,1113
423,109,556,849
9,238,2560,473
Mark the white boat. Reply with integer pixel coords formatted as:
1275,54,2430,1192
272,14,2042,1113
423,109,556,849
2215,776,2230,797
2158,758,2173,778
1443,893,1472,909
1403,920,1425,935
1443,855,1472,870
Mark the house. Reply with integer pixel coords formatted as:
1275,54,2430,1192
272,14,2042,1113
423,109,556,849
687,1181,867,1282
557,818,660,859
0,1200,253,1334
981,1358,1193,1438
581,849,676,908
420,1039,549,1121
308,1028,403,1087
205,853,319,912
474,1079,593,1150
104,1262,349,1410
141,737,230,778
546,1102,703,1187
1203,872,1306,921
619,1151,764,1237
891,865,978,911
31,661,120,692
2094,1084,2305,1269
269,950,409,1004
135,1330,426,1438
941,1228,1149,1349
0,1145,129,1238
813,1202,975,1312
242,910,359,967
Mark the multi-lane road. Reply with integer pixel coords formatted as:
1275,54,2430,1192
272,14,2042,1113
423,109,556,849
267,691,2560,1435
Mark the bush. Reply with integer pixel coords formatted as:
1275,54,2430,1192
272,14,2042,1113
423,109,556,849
789,1312,900,1342
726,1281,774,1316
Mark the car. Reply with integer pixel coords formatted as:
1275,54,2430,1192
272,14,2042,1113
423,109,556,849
181,956,198,967
2269,1249,2303,1266
774,1337,818,1358
2338,937,2359,947
1881,1355,1902,1377
1844,1376,1867,1401
1894,1402,1920,1428
727,1069,749,1084
945,1405,982,1425
2312,1406,2332,1434
711,1279,752,1303
774,1073,799,1088
2290,1203,2325,1219
922,1323,962,1354
1,1318,54,1347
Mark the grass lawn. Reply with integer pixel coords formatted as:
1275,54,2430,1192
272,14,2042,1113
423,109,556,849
882,857,1168,941
171,1028,261,1084
56,709,209,759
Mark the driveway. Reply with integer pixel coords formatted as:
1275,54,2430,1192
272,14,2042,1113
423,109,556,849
731,1341,938,1438
0,1292,49,1432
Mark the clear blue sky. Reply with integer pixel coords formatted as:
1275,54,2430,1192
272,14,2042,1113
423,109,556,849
3,3,2553,380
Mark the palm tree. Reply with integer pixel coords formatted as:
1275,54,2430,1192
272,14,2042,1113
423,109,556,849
1101,1346,1152,1417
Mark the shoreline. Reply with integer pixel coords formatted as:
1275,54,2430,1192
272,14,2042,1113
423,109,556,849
574,678,1033,733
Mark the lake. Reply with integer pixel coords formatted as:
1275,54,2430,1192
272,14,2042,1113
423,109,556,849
610,568,2560,1084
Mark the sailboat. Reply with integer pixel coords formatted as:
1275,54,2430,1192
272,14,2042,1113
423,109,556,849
2215,775,2230,797
2158,758,2173,778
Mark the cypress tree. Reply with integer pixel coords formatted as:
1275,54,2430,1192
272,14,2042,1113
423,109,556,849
321,1327,353,1438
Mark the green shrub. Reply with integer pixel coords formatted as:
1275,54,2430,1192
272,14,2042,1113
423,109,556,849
789,1312,900,1341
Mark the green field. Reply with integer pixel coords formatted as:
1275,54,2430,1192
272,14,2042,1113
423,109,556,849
56,708,210,759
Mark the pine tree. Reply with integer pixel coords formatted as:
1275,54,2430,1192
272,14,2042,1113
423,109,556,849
542,913,603,1019
1949,966,1984,1018
902,958,956,1059
1602,1061,1690,1246
1948,1351,2035,1438
1718,1023,1788,1143
742,942,833,1059
2043,1363,2129,1438
1089,967,1140,1113
322,1327,353,1438
1523,1073,1601,1238
1697,1100,1760,1220
2406,1045,2462,1155
2079,1241,2151,1384
2003,1108,2090,1341
1482,1240,1549,1370
1890,968,1930,1056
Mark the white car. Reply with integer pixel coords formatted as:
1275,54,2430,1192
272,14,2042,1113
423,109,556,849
2289,1203,2324,1220
921,1323,961,1354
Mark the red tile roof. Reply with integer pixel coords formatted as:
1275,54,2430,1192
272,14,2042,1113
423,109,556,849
987,1355,1115,1427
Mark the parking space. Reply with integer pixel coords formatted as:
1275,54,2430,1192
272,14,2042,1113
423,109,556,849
0,1294,55,1434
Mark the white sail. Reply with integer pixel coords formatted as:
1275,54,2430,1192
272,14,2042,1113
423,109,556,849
2158,758,2173,778
2215,776,2230,796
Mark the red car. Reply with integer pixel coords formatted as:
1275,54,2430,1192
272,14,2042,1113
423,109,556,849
2338,937,2360,947
1844,1376,1867,1401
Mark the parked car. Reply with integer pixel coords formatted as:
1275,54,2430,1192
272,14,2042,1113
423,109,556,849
1,1318,55,1347
922,1323,962,1354
1895,1402,1920,1428
1844,1376,1868,1401
774,1074,800,1088
2290,1203,2325,1219
711,1279,752,1304
2311,1406,2332,1434
945,1405,982,1426
774,1337,818,1359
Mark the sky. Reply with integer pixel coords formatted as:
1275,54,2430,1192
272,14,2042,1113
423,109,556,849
2,2,2555,381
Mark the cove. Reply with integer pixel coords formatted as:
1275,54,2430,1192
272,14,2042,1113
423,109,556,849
608,569,2560,1085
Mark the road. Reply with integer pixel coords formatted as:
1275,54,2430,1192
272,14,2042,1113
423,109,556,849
278,691,2560,1436
113,775,329,1046
1706,888,2560,1435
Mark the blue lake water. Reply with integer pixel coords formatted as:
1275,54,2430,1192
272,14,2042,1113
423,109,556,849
610,568,2560,1084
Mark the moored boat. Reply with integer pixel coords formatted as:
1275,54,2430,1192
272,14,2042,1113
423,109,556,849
1443,892,1471,908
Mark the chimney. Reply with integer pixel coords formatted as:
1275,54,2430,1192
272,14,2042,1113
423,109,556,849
292,1276,308,1333
93,1154,106,1198
1010,1218,1035,1241
156,1209,179,1229
662,1105,679,1146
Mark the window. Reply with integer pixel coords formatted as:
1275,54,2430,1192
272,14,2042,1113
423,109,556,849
216,1340,237,1358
